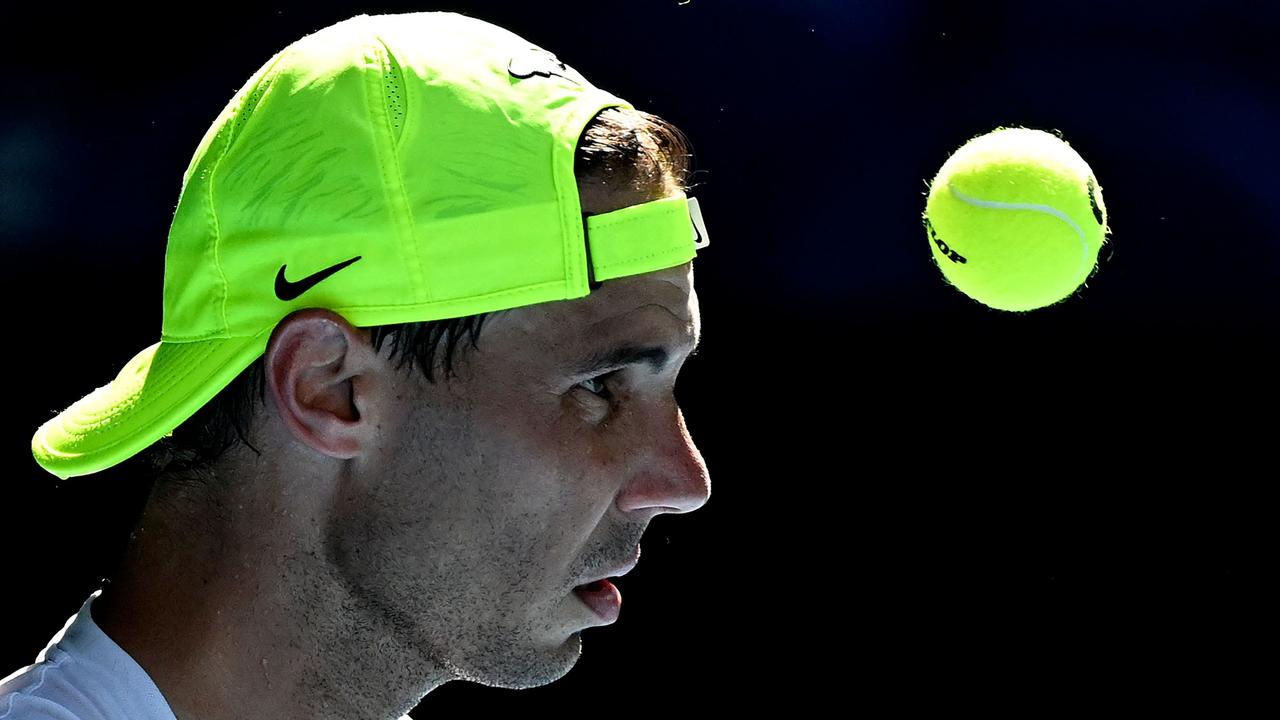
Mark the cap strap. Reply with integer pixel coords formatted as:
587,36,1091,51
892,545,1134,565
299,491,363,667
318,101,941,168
585,193,708,282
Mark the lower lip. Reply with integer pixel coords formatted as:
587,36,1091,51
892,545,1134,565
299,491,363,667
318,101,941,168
573,579,621,623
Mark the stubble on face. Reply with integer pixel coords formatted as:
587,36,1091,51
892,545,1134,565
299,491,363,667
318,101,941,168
332,257,699,698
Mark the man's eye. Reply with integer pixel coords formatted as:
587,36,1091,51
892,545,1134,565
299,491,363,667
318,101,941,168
577,373,614,399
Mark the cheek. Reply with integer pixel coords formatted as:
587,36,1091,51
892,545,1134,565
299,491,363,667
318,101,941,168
554,397,624,468
584,434,625,473
563,386,674,478
481,387,630,499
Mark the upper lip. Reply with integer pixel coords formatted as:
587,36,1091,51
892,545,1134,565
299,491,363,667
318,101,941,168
576,548,641,587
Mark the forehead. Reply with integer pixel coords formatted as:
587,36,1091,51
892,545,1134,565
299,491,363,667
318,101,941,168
483,263,699,360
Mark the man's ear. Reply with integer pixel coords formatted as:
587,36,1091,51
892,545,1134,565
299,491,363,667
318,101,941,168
263,308,380,459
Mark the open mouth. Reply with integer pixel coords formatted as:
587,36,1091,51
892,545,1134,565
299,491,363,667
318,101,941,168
573,578,621,622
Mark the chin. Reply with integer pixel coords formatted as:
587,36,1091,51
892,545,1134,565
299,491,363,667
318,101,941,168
454,619,584,690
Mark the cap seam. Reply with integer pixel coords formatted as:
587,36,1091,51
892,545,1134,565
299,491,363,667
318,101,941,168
595,244,693,274
367,33,427,304
587,199,684,230
208,45,297,337
555,108,577,299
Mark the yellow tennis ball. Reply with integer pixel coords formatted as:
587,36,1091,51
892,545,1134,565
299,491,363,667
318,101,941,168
922,127,1111,312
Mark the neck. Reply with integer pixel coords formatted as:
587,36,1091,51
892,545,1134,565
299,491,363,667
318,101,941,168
92,500,448,720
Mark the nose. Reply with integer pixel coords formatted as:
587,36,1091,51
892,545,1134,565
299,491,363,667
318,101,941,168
616,403,710,515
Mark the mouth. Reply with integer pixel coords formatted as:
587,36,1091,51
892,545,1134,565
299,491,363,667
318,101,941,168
573,578,621,623
569,546,640,623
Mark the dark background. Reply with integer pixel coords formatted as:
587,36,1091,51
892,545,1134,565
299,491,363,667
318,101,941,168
2,0,1272,710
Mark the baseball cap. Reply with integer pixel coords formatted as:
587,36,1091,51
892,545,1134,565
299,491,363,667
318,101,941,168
31,11,711,481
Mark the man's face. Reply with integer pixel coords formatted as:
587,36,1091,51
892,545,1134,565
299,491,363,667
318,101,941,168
328,257,708,689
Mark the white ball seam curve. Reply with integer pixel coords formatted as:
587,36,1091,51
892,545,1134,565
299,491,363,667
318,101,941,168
946,182,1090,282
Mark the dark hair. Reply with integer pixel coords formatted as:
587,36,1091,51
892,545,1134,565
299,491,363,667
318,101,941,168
134,106,696,502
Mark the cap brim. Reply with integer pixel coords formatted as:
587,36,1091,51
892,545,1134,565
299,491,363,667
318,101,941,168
31,327,275,480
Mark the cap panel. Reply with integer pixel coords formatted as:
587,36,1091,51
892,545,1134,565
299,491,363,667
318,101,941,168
215,23,416,339
383,13,634,305
163,47,292,341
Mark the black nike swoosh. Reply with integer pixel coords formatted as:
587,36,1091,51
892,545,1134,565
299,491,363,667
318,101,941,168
275,256,362,301
507,49,580,85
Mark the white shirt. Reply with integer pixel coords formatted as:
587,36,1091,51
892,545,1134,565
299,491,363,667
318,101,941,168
1,588,414,720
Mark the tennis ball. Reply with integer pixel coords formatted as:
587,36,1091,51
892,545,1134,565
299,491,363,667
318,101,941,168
922,127,1110,312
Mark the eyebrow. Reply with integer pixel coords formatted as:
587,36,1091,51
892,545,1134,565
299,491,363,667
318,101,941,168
571,334,701,377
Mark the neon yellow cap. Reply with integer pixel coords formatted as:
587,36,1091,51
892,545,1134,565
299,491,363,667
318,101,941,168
31,11,710,480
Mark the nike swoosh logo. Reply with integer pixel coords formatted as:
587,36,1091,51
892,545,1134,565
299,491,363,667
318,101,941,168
275,256,362,301
507,48,581,85
688,197,710,250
